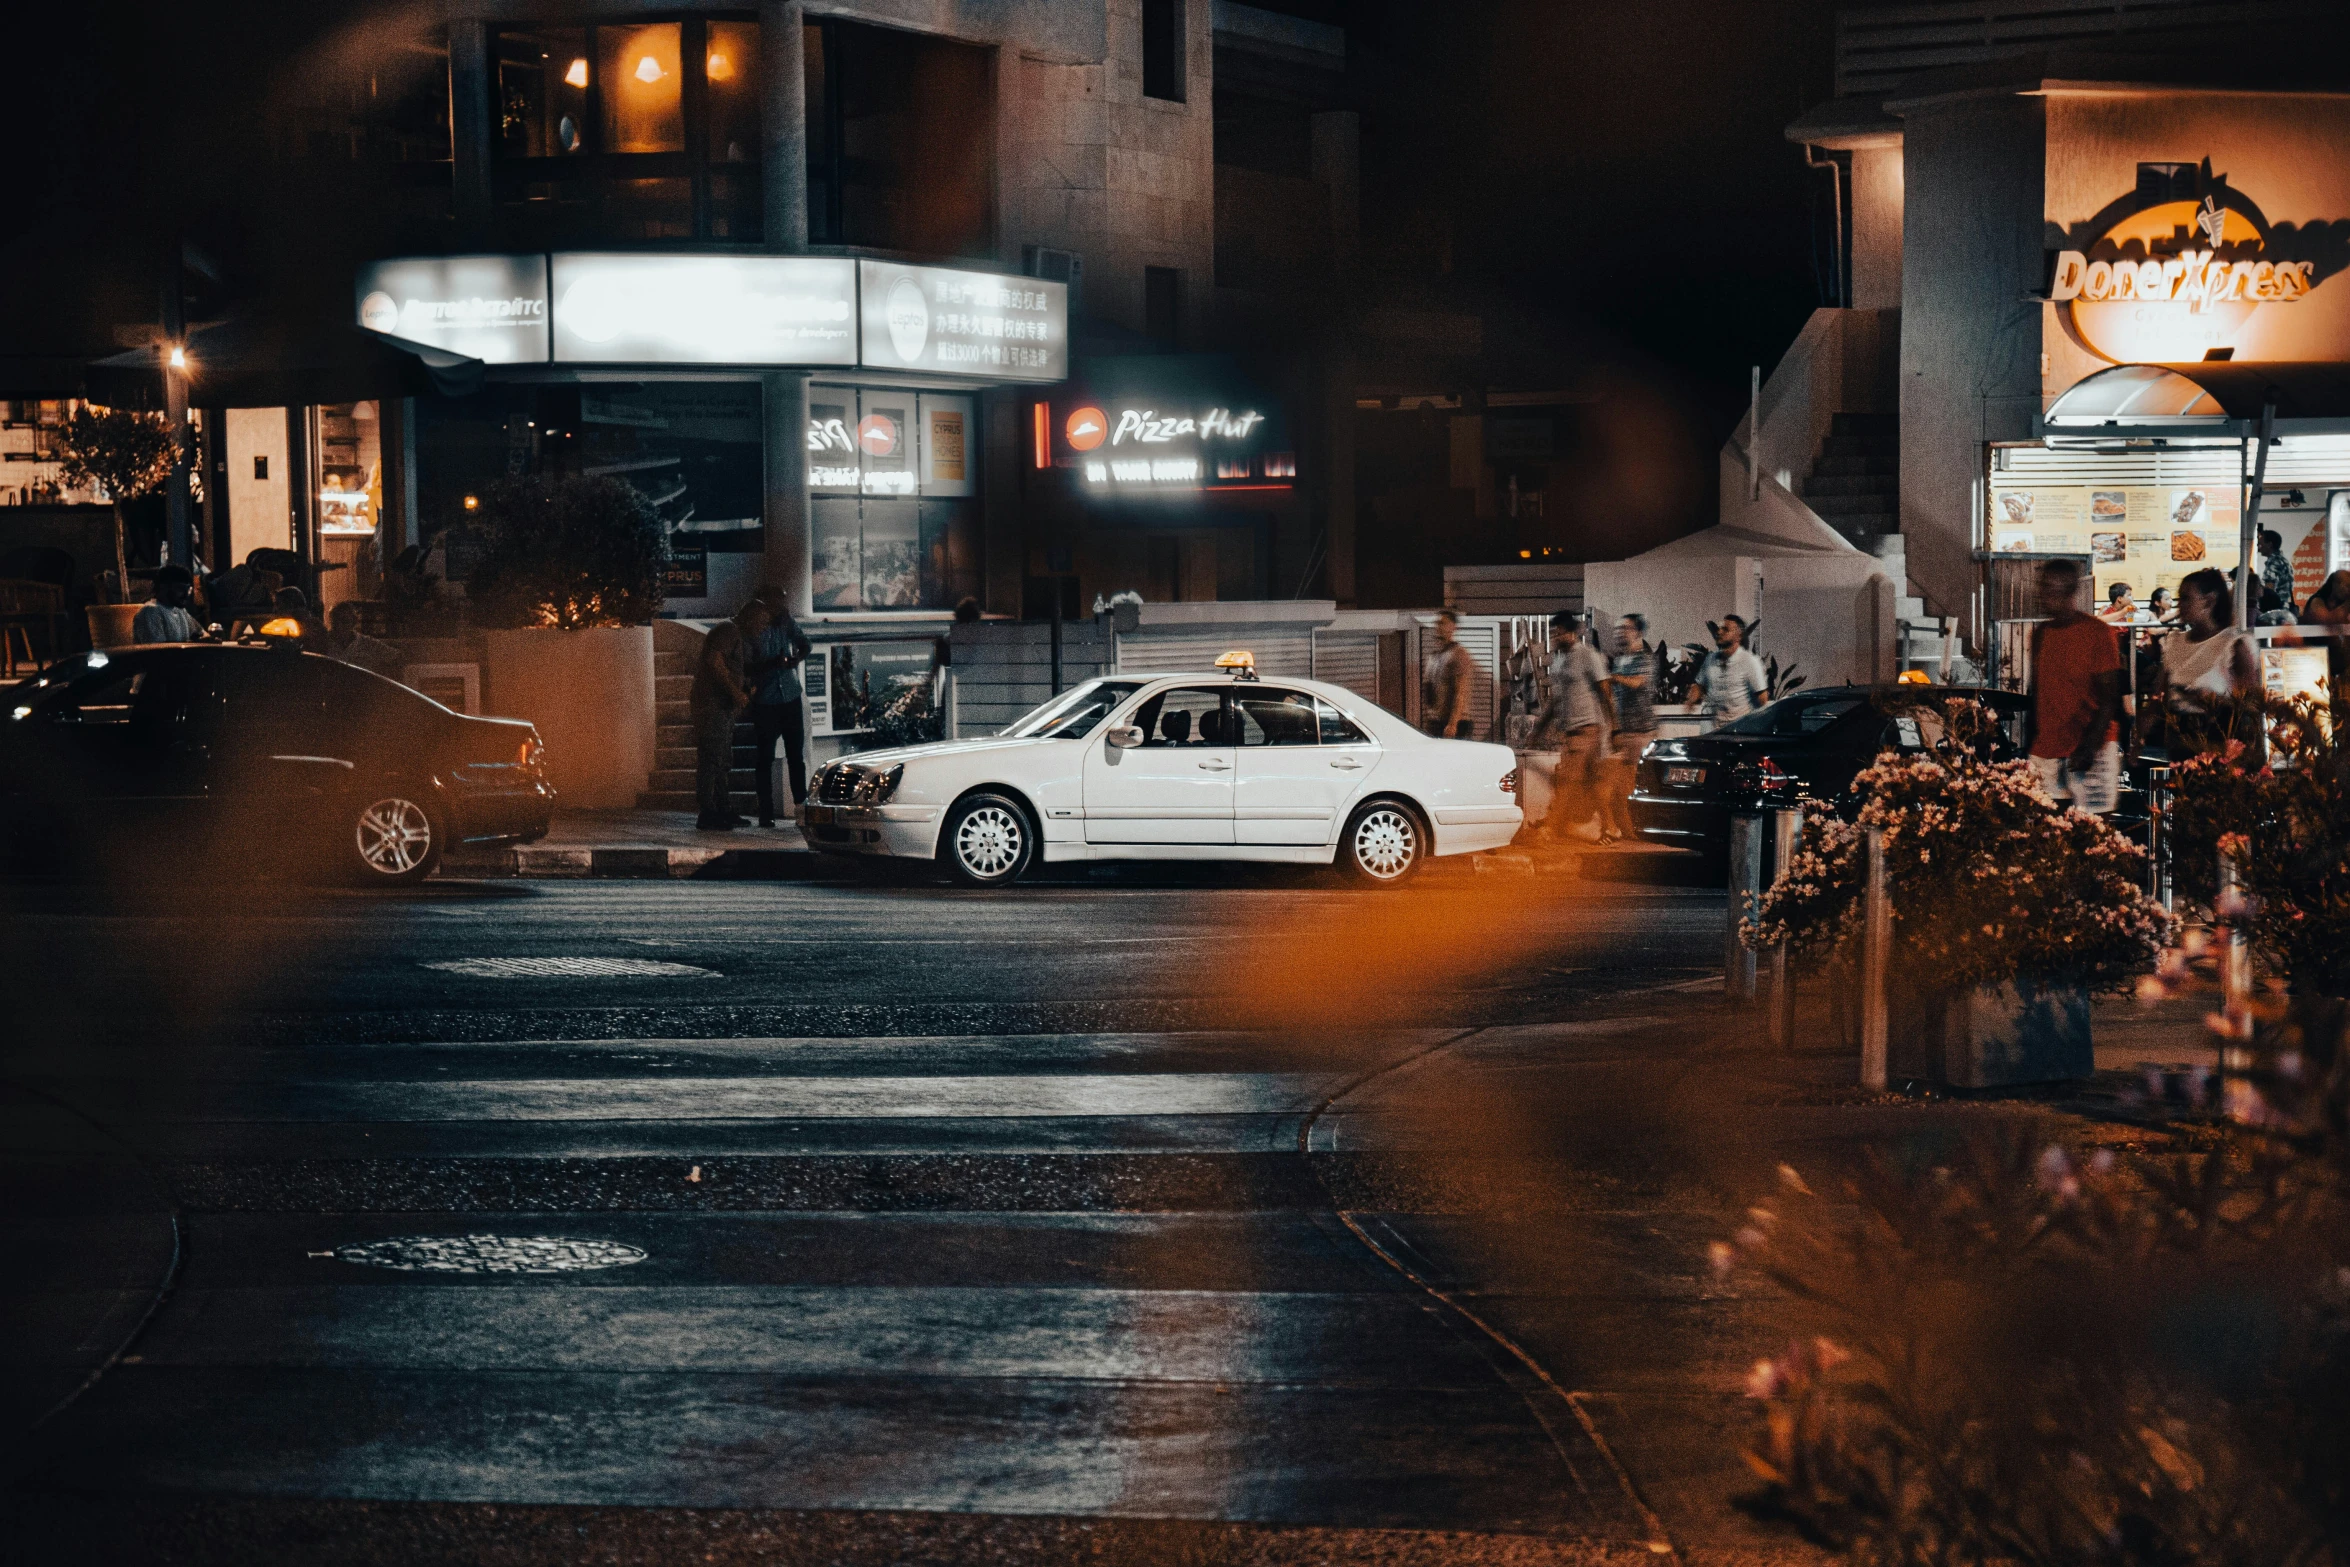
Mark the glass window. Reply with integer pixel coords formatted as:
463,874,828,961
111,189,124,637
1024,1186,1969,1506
1718,696,1865,737
603,176,693,239
58,668,145,724
598,23,684,153
1316,697,1370,745
810,498,861,609
859,502,919,609
497,28,589,157
1234,688,1320,746
1131,687,1231,747
707,21,762,163
1002,680,1144,739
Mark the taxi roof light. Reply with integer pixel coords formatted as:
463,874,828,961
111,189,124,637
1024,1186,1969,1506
258,617,306,640
1215,649,1259,681
1897,669,1932,685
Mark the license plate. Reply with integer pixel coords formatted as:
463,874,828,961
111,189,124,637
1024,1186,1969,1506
805,804,836,825
1666,765,1705,787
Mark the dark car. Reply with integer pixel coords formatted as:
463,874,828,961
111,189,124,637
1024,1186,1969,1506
1627,685,2039,858
1,643,554,884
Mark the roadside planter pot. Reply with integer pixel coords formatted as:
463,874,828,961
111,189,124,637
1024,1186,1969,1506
1746,699,2168,1090
85,603,140,651
480,626,655,810
464,473,670,810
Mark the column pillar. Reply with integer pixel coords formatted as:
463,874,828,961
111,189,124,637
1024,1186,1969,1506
759,1,809,252
449,20,493,242
759,3,811,612
1311,112,1361,606
763,372,811,614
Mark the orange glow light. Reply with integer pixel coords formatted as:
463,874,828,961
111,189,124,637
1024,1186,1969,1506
1032,402,1049,468
635,54,665,84
563,57,588,88
706,52,733,81
462,494,480,511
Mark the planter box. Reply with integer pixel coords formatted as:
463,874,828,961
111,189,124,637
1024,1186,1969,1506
1892,974,2094,1089
86,604,139,650
479,625,656,810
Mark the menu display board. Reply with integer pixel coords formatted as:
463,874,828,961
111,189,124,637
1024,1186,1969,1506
1988,483,2242,596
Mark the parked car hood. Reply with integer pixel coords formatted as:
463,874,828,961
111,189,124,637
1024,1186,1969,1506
830,735,1066,768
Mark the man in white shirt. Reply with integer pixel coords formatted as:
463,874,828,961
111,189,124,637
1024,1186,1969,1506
1693,614,1769,723
131,565,204,644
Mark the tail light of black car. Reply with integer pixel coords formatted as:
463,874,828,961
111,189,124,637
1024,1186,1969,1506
1729,755,1801,796
517,734,546,781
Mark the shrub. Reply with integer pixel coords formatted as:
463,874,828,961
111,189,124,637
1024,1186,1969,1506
1746,702,2169,991
466,475,666,630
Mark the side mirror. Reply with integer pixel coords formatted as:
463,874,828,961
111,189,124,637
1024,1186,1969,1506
1106,724,1145,749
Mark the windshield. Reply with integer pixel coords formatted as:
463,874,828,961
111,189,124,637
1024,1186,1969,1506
1001,679,1145,739
1718,695,1867,737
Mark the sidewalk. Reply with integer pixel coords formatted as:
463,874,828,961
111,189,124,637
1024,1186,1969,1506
441,808,842,881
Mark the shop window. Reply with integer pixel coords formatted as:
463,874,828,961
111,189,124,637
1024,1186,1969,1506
493,18,761,244
1143,0,1186,103
805,390,979,611
806,20,995,257
598,23,685,153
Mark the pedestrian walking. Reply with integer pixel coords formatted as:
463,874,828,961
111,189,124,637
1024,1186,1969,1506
1692,614,1769,724
2025,558,2122,814
1535,612,1611,842
2257,528,2296,616
1601,614,1656,843
131,564,204,643
692,599,767,831
743,587,814,828
1423,610,1476,738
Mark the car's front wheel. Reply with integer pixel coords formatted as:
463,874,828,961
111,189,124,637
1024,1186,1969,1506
349,791,444,886
1340,798,1424,886
940,792,1035,887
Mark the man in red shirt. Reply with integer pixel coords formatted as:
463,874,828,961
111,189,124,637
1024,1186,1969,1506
2026,558,2122,813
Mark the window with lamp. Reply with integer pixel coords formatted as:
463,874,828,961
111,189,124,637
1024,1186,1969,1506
493,17,765,244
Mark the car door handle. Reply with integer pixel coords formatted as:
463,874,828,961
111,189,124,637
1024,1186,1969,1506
1197,759,1232,771
1329,757,1364,770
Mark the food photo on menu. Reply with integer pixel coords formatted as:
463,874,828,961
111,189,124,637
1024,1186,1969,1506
2092,490,2127,522
2093,531,2126,564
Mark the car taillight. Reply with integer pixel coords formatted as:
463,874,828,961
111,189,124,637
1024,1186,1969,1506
518,736,545,776
1499,768,1518,794
1756,756,1795,791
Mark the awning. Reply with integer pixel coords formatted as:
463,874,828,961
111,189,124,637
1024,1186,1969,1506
2041,361,2350,443
83,313,484,410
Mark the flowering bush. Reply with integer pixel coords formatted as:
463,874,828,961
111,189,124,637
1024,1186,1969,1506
2167,694,2350,997
1745,703,2169,991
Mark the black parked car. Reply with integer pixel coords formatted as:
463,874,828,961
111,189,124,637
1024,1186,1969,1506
1,643,554,884
1628,685,2055,858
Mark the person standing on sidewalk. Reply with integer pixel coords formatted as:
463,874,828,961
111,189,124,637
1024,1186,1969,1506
744,588,814,828
1535,612,1611,842
1693,614,1769,724
2025,558,2123,813
1601,613,1657,844
1423,611,1477,738
692,599,767,831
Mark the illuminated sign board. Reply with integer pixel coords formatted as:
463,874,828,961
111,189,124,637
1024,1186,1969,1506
2045,174,2329,363
1044,393,1290,493
355,255,550,364
857,260,1067,383
549,254,857,365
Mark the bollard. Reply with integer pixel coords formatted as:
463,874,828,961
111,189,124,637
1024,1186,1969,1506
2149,763,2173,912
1859,824,1890,1090
2218,846,2249,1009
1726,813,1763,1005
1769,807,1803,1048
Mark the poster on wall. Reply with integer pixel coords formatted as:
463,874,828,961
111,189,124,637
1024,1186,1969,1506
1986,481,2242,597
859,504,920,608
856,392,914,497
920,393,975,497
809,400,859,493
810,500,862,609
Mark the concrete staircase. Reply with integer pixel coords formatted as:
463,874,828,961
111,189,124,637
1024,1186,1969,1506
637,645,763,814
1800,411,1899,545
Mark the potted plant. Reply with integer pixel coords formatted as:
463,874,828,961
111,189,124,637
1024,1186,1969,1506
55,406,181,649
470,475,667,809
1747,701,2170,1086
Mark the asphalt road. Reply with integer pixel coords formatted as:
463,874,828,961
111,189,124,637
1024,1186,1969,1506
1,863,1737,1564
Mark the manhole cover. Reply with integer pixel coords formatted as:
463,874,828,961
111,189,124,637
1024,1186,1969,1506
330,1235,650,1274
423,957,717,978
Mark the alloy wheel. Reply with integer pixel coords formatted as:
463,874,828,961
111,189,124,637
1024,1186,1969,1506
955,805,1025,880
1351,806,1418,881
357,796,435,876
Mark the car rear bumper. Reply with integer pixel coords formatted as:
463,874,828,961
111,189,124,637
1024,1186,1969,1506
1628,792,1729,850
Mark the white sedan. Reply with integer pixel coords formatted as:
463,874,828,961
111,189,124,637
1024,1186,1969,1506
803,663,1523,887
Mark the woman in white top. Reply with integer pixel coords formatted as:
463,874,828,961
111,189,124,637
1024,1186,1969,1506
2159,567,2258,756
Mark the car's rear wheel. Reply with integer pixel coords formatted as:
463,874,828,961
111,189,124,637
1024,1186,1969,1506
1340,798,1424,887
940,792,1034,887
349,791,444,886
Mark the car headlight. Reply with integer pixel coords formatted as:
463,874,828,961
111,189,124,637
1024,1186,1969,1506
851,763,904,805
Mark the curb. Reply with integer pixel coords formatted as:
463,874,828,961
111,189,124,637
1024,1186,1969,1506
439,845,855,881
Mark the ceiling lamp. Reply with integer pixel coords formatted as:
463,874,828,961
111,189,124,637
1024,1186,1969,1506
635,54,664,84
706,52,733,81
563,57,588,88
